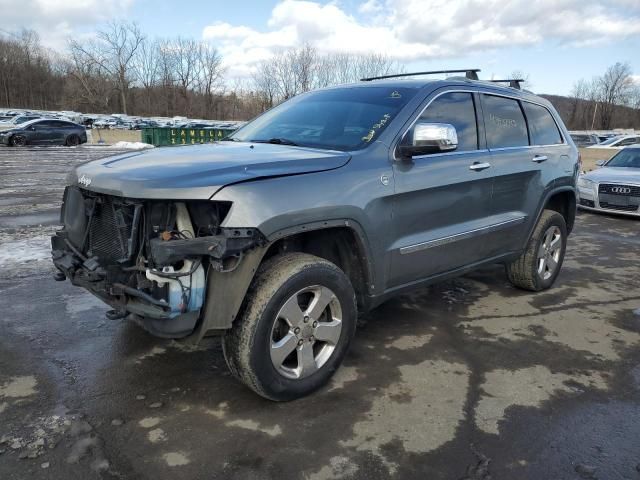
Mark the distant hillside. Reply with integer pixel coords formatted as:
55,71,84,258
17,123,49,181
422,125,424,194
540,94,640,131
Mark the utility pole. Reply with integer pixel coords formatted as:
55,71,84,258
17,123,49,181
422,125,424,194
590,102,598,131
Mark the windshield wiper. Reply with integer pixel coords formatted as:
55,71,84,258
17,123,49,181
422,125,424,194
221,137,239,142
250,138,299,146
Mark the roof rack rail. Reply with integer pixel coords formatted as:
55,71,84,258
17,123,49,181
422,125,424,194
360,69,480,82
488,79,524,90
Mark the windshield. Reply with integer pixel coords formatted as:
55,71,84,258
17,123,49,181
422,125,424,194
599,136,621,146
229,87,418,151
605,149,640,168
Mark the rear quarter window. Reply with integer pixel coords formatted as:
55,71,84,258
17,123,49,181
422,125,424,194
522,102,562,145
482,94,529,149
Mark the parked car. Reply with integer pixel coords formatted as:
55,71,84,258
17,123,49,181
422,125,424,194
0,119,87,146
176,122,213,129
577,146,640,217
570,133,600,147
0,114,41,127
110,120,132,130
52,70,578,400
587,135,640,149
597,133,617,143
131,120,159,130
93,118,118,129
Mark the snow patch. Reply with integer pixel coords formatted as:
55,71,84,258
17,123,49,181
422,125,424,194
110,141,154,150
0,376,38,398
0,236,51,267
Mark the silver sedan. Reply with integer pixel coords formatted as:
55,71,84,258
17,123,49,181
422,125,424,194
578,147,640,217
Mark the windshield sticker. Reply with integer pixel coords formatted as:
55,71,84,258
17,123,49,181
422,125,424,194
362,113,391,142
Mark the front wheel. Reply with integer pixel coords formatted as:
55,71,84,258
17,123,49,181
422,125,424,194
506,210,567,291
223,253,357,401
66,134,80,146
10,135,26,147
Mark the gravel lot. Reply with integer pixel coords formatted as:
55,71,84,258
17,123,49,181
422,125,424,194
1,146,639,480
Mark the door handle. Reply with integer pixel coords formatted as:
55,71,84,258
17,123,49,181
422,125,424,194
532,155,548,163
469,162,491,171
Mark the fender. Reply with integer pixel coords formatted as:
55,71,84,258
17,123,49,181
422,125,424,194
526,185,577,243
267,218,377,296
186,218,376,341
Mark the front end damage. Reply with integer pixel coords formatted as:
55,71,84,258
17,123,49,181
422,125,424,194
51,186,264,338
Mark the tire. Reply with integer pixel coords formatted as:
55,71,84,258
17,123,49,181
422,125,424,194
9,135,26,147
506,210,567,291
66,135,80,147
222,253,357,401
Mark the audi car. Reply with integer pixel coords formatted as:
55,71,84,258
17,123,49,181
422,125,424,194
578,147,640,217
587,135,640,149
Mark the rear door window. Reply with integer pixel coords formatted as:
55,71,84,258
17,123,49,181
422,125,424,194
522,102,562,145
418,92,478,151
482,94,529,149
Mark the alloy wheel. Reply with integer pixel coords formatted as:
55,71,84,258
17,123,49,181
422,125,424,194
269,285,343,380
537,225,562,280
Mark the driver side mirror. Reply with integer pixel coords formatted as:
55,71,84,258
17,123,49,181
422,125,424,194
398,122,458,159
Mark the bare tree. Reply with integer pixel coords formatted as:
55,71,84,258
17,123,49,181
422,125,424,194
595,62,634,129
167,37,202,116
252,48,401,110
69,21,144,114
197,45,225,118
252,61,278,110
133,38,159,114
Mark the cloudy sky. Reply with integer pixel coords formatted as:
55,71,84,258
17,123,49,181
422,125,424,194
1,0,639,95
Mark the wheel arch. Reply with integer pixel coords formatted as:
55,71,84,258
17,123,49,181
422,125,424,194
543,188,577,234
263,220,375,313
188,220,374,342
519,186,576,257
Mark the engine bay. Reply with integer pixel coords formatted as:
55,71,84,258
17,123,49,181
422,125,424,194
51,186,263,337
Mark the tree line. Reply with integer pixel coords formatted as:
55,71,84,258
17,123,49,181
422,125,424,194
565,62,640,130
0,22,638,128
0,23,400,121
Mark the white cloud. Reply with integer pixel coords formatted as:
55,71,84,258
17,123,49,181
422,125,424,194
203,0,640,77
0,0,135,50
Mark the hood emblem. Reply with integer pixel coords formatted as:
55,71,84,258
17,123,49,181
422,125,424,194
78,174,92,187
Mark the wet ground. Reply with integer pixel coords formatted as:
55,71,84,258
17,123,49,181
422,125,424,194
1,147,640,479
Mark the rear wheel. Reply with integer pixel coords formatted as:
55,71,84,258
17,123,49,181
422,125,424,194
66,134,80,146
506,210,567,291
223,253,357,401
10,135,26,147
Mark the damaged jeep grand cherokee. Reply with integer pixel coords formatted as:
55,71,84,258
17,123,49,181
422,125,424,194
52,70,579,401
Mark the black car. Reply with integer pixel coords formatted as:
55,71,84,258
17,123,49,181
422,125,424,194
0,119,87,147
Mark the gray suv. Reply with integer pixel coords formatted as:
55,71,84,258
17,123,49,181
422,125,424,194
51,70,579,400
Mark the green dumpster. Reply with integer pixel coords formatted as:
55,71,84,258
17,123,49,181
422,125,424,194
141,127,237,147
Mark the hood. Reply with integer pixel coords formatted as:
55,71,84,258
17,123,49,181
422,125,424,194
583,167,640,185
71,142,351,199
